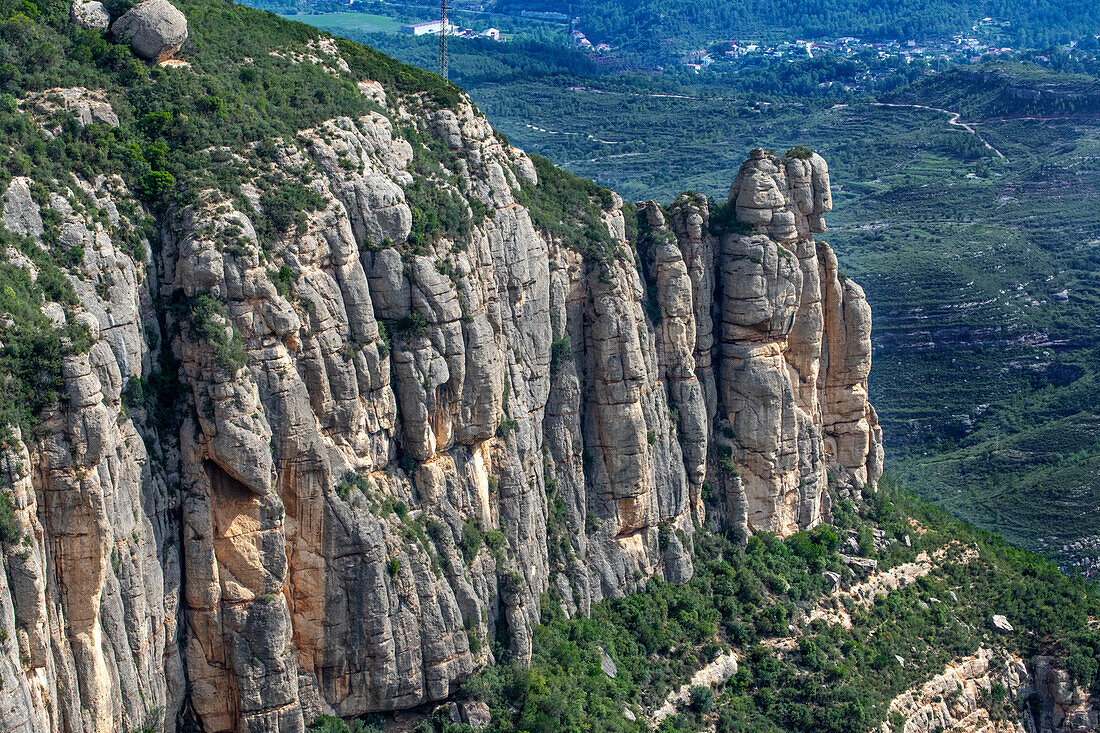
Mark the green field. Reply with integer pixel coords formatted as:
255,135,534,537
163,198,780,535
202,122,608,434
279,11,402,34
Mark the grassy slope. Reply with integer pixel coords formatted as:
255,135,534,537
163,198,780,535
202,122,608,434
279,11,401,34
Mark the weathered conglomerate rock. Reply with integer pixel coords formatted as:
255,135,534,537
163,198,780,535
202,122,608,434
71,0,110,30
0,69,880,732
657,148,883,538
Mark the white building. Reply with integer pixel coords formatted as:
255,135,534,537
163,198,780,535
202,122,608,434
478,27,500,40
402,20,456,36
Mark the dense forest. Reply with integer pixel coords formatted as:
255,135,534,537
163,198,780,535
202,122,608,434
363,32,940,102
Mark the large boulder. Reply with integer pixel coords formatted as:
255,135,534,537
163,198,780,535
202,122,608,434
461,701,491,729
111,0,188,62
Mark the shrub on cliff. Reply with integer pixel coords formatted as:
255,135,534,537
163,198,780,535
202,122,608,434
188,294,246,373
0,493,21,544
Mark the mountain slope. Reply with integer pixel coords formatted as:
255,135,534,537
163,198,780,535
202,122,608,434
0,0,882,730
0,1,1096,733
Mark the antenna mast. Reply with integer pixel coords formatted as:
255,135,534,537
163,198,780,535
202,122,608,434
440,0,450,79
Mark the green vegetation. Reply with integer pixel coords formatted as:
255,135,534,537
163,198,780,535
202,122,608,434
308,715,382,733
335,470,371,501
259,181,325,233
785,145,814,160
389,312,430,340
887,63,1100,119
0,492,21,543
488,0,1100,50
403,127,476,248
0,228,93,434
188,294,247,373
459,516,484,561
413,478,1100,732
280,11,400,35
548,335,571,376
515,153,620,281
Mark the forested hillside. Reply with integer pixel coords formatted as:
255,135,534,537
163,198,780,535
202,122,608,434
490,0,1100,48
411,478,1100,733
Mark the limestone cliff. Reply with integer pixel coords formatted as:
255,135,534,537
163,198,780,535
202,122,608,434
0,36,881,733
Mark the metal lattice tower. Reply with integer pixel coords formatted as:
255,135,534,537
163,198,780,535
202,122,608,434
440,0,450,79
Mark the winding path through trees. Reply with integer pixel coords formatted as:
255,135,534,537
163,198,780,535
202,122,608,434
872,102,1006,159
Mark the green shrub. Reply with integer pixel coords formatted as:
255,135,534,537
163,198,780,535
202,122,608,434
308,714,383,733
375,321,391,357
139,170,175,201
486,529,506,551
549,335,572,376
335,470,371,501
0,232,91,434
496,417,517,439
689,685,714,713
785,145,814,160
260,182,325,232
717,445,739,478
459,517,483,562
270,265,295,298
189,294,247,373
0,493,21,544
390,312,430,339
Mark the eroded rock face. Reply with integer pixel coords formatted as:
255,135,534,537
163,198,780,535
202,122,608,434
0,173,180,733
111,0,188,62
0,73,879,732
656,149,883,538
882,648,1100,733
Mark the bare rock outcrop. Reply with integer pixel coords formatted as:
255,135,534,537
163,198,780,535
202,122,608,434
883,648,1100,733
659,148,882,539
71,0,110,30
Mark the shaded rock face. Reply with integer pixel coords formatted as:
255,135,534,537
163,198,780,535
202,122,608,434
110,0,188,62
0,82,878,733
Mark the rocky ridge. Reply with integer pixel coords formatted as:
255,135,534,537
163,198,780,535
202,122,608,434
881,647,1099,733
0,21,881,733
